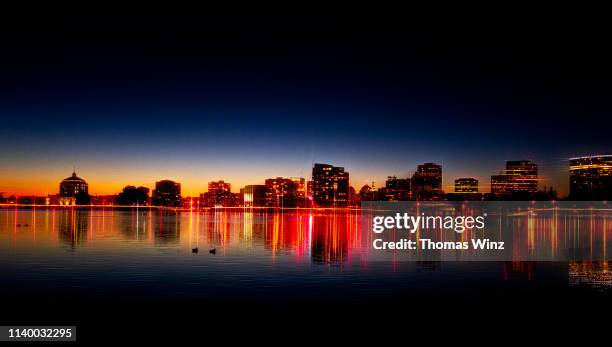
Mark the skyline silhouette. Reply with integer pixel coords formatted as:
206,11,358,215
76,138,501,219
1,155,610,202
1,16,610,197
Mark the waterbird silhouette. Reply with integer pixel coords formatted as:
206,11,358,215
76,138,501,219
192,248,198,253
209,248,217,255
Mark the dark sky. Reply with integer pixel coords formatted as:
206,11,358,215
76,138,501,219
1,14,610,196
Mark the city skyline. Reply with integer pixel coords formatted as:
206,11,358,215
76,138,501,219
0,159,550,197
1,143,593,196
2,19,611,199
0,135,601,198
1,155,609,201
0,14,611,342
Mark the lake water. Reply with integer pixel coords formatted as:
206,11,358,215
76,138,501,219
1,207,609,294
0,208,609,342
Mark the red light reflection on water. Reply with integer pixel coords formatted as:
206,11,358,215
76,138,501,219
0,208,609,289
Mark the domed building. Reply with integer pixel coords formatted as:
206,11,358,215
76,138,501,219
59,172,89,205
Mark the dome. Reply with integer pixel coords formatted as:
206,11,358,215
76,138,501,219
63,171,85,182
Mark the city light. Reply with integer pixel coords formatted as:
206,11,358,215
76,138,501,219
2,156,611,209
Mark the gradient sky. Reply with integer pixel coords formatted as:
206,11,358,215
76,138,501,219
1,15,610,197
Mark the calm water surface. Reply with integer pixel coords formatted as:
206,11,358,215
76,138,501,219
0,208,610,302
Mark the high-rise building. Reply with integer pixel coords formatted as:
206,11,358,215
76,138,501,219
59,172,89,205
381,176,411,201
208,180,231,195
152,180,181,207
491,160,538,197
241,185,267,207
265,177,299,207
411,163,443,200
569,154,612,200
311,163,349,207
455,178,478,193
306,180,314,199
290,177,306,201
200,180,233,207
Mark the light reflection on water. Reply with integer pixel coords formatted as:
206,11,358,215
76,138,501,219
0,208,609,294
0,209,365,264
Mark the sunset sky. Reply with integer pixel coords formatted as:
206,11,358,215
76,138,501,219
1,16,610,197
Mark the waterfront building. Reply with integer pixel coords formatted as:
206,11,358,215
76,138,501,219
446,177,481,201
290,177,308,206
455,178,478,193
311,163,349,207
381,176,411,201
491,160,538,198
241,185,267,207
569,154,612,200
411,163,443,200
265,177,299,208
306,180,314,199
200,180,233,207
59,172,89,205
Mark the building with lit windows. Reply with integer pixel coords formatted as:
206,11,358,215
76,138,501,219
491,160,538,198
152,180,181,207
306,180,314,199
265,177,299,208
200,180,233,207
59,172,89,205
286,177,311,207
455,178,478,193
311,163,349,207
446,177,482,201
380,176,411,201
569,154,612,200
289,177,307,200
241,185,267,207
411,163,443,200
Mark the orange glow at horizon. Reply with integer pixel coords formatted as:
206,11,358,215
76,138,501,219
0,163,569,197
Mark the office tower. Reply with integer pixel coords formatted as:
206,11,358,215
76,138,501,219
382,176,411,201
289,177,306,195
491,160,538,197
306,180,314,199
311,163,349,207
200,180,233,207
411,163,443,200
569,154,612,200
455,178,478,193
265,177,299,208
